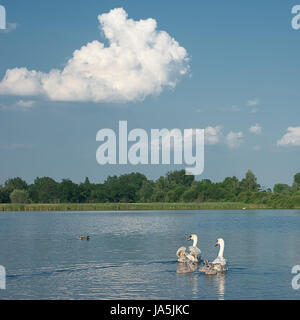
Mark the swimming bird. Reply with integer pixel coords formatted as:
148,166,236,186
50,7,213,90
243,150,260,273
176,261,198,274
199,259,216,274
176,234,201,263
199,238,227,274
77,236,90,240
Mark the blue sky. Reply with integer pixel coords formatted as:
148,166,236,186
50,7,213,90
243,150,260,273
0,0,300,188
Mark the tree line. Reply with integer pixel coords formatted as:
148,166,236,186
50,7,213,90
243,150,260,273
0,170,300,208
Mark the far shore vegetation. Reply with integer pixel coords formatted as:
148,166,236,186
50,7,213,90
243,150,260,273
1,170,300,211
0,202,269,212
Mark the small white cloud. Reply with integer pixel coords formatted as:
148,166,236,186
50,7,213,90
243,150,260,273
15,100,35,108
0,144,32,150
230,105,241,112
0,22,17,34
219,105,240,112
1,99,35,111
247,98,260,107
247,99,260,113
205,126,222,145
253,145,262,151
225,131,244,149
277,127,300,147
0,8,188,103
249,124,262,135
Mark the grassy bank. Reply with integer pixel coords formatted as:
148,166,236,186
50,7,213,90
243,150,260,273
0,202,270,212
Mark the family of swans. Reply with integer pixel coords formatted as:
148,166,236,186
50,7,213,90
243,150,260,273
176,234,227,275
78,233,227,275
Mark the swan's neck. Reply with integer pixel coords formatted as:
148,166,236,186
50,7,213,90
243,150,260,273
192,237,198,247
218,242,224,258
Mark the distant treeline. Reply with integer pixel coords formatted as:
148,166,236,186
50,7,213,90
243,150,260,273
1,170,300,209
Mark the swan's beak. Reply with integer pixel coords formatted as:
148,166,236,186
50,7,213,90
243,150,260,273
215,242,219,247
187,236,192,241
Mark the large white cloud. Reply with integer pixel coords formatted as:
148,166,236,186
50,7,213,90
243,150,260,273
0,8,189,103
277,127,300,147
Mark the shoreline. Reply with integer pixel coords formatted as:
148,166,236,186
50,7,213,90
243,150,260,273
0,202,286,212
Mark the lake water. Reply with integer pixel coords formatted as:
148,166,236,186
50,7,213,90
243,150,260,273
0,210,300,300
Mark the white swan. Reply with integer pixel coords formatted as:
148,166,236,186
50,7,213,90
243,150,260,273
199,238,227,274
176,234,201,263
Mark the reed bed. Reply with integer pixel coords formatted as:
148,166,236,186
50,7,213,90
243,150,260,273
0,202,269,212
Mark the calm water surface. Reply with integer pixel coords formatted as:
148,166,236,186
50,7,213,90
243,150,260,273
0,210,300,300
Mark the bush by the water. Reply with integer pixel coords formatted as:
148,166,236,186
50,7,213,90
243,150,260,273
9,189,29,204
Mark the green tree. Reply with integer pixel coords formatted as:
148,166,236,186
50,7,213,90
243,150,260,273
182,189,198,202
151,190,165,202
170,185,187,202
104,173,147,202
0,186,10,203
4,177,28,193
78,177,92,202
155,176,170,192
240,170,260,193
59,179,80,203
165,185,187,202
291,195,300,207
166,170,194,187
221,176,240,200
236,191,252,203
294,173,300,185
273,184,291,194
10,189,29,203
193,179,213,201
292,173,300,192
29,177,60,203
90,184,108,203
137,180,155,202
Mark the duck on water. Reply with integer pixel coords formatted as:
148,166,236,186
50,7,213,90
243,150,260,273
77,236,90,240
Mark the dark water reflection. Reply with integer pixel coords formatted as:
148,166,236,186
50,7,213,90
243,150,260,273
0,210,300,299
